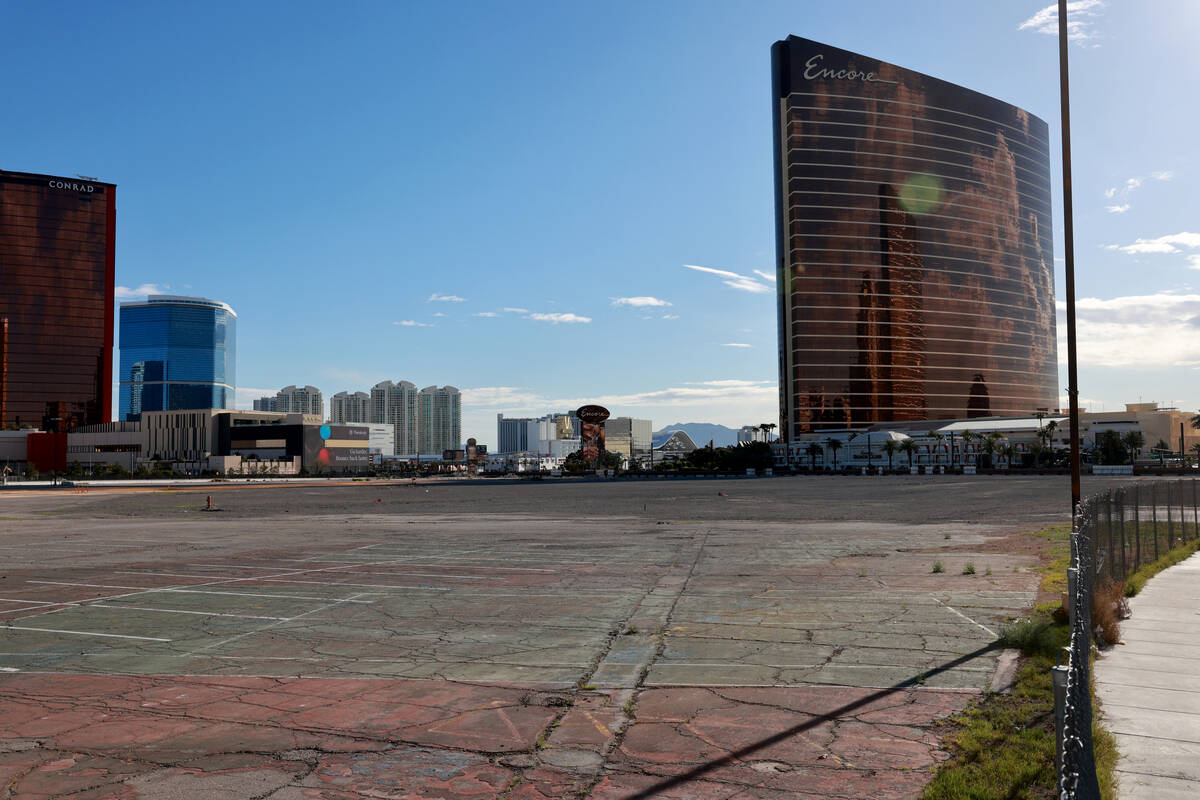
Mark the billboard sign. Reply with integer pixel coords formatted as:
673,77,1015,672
303,424,370,471
576,405,610,465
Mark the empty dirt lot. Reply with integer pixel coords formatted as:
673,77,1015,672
0,476,1125,798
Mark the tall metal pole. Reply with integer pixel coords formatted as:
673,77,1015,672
1058,0,1082,512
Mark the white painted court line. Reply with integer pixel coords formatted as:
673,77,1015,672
115,571,248,580
0,598,55,605
27,581,374,603
89,604,290,621
258,579,452,591
931,595,999,638
1,625,171,642
186,592,369,655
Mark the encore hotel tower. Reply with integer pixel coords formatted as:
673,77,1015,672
772,37,1058,438
0,170,115,431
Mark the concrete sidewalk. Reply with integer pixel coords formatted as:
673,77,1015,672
1095,551,1200,799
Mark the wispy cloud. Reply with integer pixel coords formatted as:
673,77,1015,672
433,312,447,317
473,311,499,318
1104,232,1200,255
394,320,431,327
752,269,776,283
503,307,529,314
1019,0,1105,44
1101,169,1173,207
722,343,752,348
662,314,679,320
1188,254,1200,271
114,283,168,299
527,312,591,324
1056,293,1200,367
428,293,466,302
683,264,773,294
612,296,672,307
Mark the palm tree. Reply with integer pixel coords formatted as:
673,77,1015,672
929,431,946,466
1030,440,1047,468
982,432,1001,468
1191,442,1200,467
1122,430,1145,464
825,438,843,470
959,430,976,467
899,438,918,470
997,442,1015,468
882,438,898,471
1191,414,1200,431
759,422,777,442
805,441,822,470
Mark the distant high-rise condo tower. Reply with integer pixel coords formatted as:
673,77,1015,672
330,391,370,425
119,295,237,420
272,385,323,418
0,170,116,431
417,385,461,454
771,36,1057,438
370,380,418,455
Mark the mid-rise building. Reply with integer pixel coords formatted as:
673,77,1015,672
772,36,1057,437
330,391,370,424
252,396,277,412
497,414,534,453
119,295,237,421
273,385,323,417
417,385,461,454
604,417,652,458
0,170,116,431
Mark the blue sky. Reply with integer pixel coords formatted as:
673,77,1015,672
3,1,1198,447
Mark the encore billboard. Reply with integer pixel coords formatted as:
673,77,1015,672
576,405,610,465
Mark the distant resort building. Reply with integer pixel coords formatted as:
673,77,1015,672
654,430,698,462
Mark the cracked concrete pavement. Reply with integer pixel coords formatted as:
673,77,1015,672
0,476,1120,798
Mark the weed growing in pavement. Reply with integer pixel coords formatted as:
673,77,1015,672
998,618,1066,658
985,567,993,576
944,533,952,539
931,561,945,573
962,562,976,575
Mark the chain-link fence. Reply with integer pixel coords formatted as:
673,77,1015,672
1058,479,1200,799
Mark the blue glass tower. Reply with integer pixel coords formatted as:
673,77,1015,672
118,295,237,421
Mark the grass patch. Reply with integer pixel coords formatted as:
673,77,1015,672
925,523,1122,800
924,650,1060,800
963,562,976,575
1124,535,1200,596
932,561,945,574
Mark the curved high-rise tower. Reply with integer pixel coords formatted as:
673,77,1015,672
772,36,1057,437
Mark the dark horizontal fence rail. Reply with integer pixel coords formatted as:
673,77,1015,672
1059,479,1200,799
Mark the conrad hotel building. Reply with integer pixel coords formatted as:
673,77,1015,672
772,37,1057,438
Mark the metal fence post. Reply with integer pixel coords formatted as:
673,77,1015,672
1106,490,1115,581
1167,482,1176,550
1193,480,1198,542
1153,483,1160,560
1117,488,1127,579
1053,658,1069,777
1133,483,1141,570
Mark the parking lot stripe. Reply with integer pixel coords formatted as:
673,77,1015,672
1,625,171,642
88,604,290,620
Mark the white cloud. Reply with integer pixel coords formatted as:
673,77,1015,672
1104,187,1117,199
722,343,752,348
461,386,549,408
612,296,672,307
1103,170,1174,203
1124,177,1142,192
473,311,499,318
503,307,529,314
114,283,167,299
1019,0,1105,43
527,312,591,324
1189,255,1200,271
1105,204,1130,214
753,269,777,283
394,320,431,327
1056,293,1200,367
1106,232,1200,255
662,314,680,320
683,264,773,294
429,293,466,302
1151,170,1175,181
433,312,447,317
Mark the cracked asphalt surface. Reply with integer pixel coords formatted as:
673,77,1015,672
0,475,1123,798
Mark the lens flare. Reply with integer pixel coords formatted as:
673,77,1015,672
897,174,943,215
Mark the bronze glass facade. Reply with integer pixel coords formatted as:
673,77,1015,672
0,171,115,431
772,37,1057,437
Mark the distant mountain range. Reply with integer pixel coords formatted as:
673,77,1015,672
653,423,741,448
